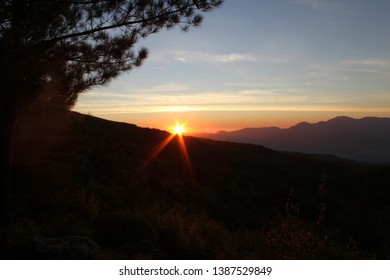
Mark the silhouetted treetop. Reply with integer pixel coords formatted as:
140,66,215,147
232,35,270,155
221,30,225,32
0,0,223,109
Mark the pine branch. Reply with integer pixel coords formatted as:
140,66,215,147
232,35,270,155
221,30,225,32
40,3,197,45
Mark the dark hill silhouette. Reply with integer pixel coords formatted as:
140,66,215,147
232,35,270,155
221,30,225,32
2,111,390,259
194,116,390,163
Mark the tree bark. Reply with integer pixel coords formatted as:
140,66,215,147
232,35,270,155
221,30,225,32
0,101,18,226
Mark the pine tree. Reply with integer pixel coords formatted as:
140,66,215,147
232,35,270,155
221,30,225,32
0,0,223,225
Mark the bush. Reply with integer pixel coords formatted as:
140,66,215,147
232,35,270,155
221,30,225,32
93,212,157,249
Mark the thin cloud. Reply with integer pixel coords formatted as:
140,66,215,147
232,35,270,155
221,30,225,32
212,53,258,63
173,51,293,64
308,59,390,80
75,87,390,116
343,59,389,66
174,51,259,64
143,83,190,92
83,92,131,98
293,0,338,9
339,68,390,76
76,89,310,114
226,82,267,87
238,89,280,95
338,59,390,76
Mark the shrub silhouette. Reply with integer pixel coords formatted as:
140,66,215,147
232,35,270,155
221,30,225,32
93,212,156,249
134,202,230,259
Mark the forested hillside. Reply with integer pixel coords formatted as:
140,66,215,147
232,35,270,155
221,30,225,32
1,112,390,259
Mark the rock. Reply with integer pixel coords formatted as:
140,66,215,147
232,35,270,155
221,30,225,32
118,239,167,259
6,236,103,259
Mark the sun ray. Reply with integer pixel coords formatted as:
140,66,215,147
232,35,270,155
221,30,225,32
148,134,176,163
135,133,175,175
133,121,195,184
177,133,195,184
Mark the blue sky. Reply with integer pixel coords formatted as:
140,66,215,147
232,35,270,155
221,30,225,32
74,0,390,132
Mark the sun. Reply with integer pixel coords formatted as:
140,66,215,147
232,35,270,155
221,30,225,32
173,124,185,136
171,121,187,136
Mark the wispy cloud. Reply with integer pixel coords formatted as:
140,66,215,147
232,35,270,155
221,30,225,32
293,0,338,9
143,83,190,92
343,59,389,66
307,58,390,82
212,53,258,63
75,84,390,117
337,58,390,76
238,89,280,96
173,51,293,65
75,88,312,115
174,51,259,64
225,82,267,87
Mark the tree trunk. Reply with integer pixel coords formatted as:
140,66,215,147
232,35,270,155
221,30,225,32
0,101,18,226
0,1,26,226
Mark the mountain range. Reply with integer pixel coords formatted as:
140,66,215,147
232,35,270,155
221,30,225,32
192,116,390,163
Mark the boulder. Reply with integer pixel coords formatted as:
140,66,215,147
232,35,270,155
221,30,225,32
6,236,103,259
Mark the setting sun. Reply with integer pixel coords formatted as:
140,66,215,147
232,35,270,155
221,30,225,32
173,124,185,136
170,121,187,136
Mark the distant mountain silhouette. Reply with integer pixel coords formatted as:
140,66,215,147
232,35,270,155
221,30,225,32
194,116,390,163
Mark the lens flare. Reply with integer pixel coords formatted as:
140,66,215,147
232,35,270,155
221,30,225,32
174,125,184,135
172,122,186,135
135,121,194,184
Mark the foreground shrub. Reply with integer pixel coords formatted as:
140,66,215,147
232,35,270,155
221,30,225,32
93,211,156,249
134,201,365,259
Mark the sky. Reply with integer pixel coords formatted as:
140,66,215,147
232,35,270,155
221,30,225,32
74,0,390,133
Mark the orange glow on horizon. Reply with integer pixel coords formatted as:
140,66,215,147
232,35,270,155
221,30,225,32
87,109,390,135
